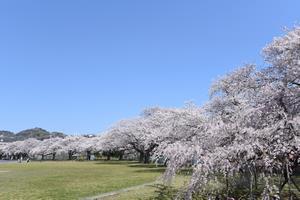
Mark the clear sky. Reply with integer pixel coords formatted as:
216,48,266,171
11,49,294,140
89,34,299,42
0,1,299,134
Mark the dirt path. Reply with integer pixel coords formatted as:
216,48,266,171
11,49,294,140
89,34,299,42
81,181,156,200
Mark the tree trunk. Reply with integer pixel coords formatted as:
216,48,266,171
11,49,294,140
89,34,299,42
119,153,123,160
250,170,254,200
86,151,91,160
163,158,169,167
52,153,56,160
144,151,151,164
139,152,144,163
254,168,258,190
68,151,72,160
225,172,229,197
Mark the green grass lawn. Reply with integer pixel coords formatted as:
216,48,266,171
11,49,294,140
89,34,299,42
0,161,165,200
101,175,189,200
1,161,298,200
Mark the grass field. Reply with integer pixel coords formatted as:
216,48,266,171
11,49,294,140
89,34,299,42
1,161,298,200
0,161,166,200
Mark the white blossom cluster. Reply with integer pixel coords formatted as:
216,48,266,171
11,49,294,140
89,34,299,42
0,136,104,160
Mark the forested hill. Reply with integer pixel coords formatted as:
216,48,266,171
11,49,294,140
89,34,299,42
0,128,65,142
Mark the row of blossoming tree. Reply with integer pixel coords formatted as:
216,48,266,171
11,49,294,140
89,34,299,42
0,27,299,199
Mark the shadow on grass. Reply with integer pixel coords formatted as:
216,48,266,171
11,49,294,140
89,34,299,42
93,160,139,165
129,164,160,168
92,160,167,173
133,168,166,173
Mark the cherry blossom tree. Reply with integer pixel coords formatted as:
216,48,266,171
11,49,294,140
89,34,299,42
107,117,157,163
2,138,40,160
55,136,83,160
98,131,131,160
0,142,7,159
161,27,300,199
143,105,206,168
76,136,101,160
30,137,62,160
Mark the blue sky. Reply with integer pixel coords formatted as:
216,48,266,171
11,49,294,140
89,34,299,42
0,1,299,134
